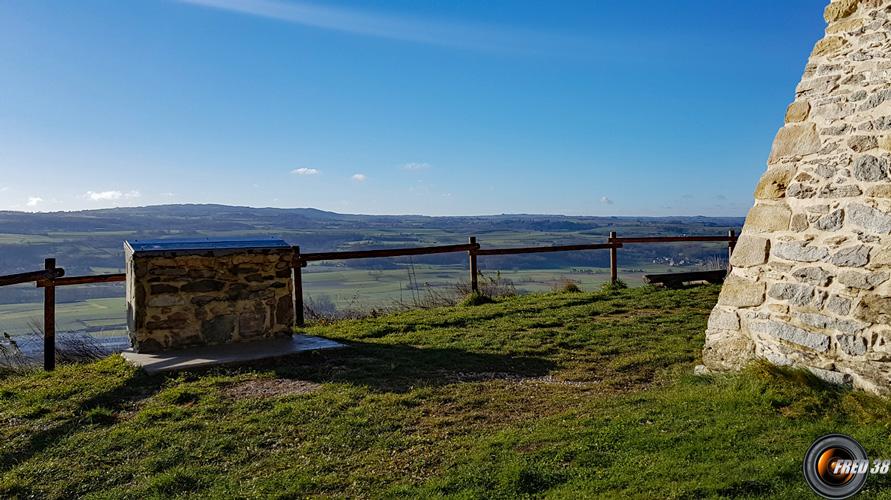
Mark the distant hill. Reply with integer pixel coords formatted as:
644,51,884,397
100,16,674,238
0,204,744,234
0,204,744,304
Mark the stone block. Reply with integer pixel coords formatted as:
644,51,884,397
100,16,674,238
702,330,754,371
744,204,792,233
707,308,740,331
809,367,853,386
838,270,890,289
826,294,852,315
854,293,891,323
769,124,822,163
768,282,815,306
824,0,858,22
785,101,810,123
815,209,844,231
852,154,888,181
849,136,879,153
202,315,236,344
866,185,891,197
729,235,770,267
829,245,871,267
718,275,766,308
751,320,830,352
847,203,891,233
792,266,832,286
820,184,862,198
838,335,868,356
754,166,796,199
771,241,829,262
869,247,891,269
812,36,850,57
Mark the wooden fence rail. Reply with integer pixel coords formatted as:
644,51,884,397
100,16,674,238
0,230,736,370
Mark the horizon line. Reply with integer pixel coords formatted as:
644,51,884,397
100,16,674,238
2,202,748,219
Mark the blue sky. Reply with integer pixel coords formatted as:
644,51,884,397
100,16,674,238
0,0,825,216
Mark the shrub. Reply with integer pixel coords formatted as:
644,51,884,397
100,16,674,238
553,278,582,293
600,279,628,292
460,292,495,307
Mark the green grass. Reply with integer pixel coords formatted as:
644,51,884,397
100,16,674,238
4,285,891,498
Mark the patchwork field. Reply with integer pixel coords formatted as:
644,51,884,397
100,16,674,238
0,297,127,338
3,286,891,497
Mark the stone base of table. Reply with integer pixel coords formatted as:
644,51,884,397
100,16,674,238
120,335,344,374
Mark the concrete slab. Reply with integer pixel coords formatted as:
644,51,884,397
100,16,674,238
120,335,345,374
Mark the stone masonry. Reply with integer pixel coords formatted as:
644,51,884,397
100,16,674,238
125,241,295,353
703,0,891,393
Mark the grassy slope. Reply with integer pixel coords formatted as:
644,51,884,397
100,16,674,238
3,286,891,498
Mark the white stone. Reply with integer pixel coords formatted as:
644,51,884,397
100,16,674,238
771,241,829,262
750,320,830,352
848,203,891,233
829,245,871,267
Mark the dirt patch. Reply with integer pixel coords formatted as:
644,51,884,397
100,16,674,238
224,378,322,399
443,371,598,387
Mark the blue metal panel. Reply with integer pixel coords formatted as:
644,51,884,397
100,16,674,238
126,239,289,253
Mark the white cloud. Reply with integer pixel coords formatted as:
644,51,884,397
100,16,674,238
160,192,175,197
85,190,141,201
86,190,122,201
600,196,614,205
351,173,367,182
402,162,431,171
26,196,43,207
0,186,9,192
291,167,320,176
178,0,590,55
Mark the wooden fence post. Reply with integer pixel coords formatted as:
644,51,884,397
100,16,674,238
469,236,479,293
609,232,618,286
293,246,305,327
44,258,56,371
727,229,736,271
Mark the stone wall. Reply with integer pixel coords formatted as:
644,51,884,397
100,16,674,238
126,247,295,353
703,0,891,393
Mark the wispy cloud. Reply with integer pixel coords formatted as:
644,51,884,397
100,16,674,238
26,196,43,207
0,186,9,192
179,0,590,55
291,167,320,176
351,173,367,182
85,190,141,201
600,196,614,205
402,162,431,171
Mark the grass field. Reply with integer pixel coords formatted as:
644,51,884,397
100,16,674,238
3,285,891,497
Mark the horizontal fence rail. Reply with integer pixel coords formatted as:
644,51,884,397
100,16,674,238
0,268,64,287
36,273,126,288
0,230,737,371
475,242,620,256
613,236,737,244
299,243,479,263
